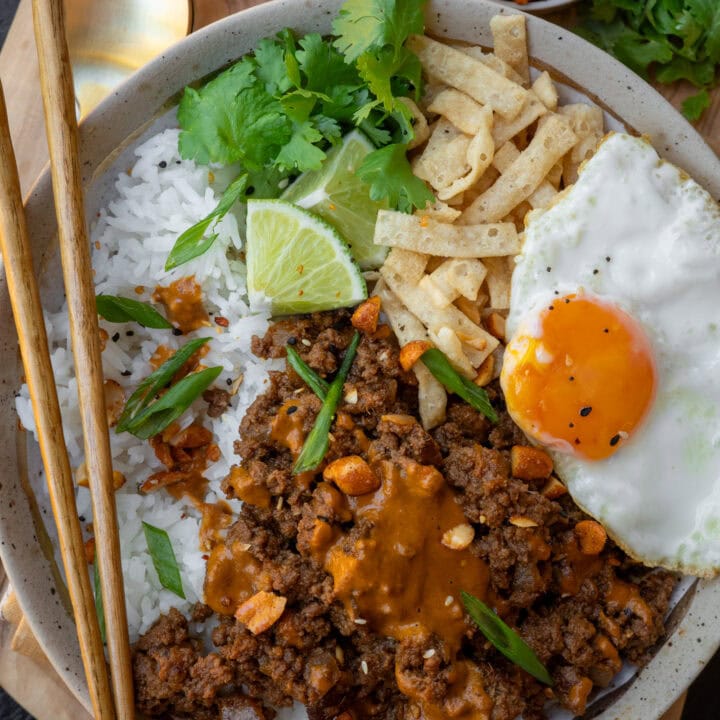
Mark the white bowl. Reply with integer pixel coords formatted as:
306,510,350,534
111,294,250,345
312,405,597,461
491,0,581,13
1,1,718,718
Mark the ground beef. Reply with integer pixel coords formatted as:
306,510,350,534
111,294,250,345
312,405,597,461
203,387,232,418
133,310,677,720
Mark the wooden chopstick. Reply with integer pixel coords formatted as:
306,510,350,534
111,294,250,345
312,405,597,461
31,0,135,717
0,81,115,720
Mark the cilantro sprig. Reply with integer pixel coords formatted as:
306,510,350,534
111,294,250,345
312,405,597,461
580,1,720,121
176,0,433,229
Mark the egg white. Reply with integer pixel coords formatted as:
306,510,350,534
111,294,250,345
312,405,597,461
506,133,720,576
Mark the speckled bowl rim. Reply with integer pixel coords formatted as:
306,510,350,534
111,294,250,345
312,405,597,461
1,0,719,717
493,0,581,14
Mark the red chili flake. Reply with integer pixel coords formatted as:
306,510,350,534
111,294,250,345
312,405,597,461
214,316,230,327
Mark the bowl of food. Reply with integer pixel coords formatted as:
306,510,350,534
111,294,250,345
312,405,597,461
1,1,719,719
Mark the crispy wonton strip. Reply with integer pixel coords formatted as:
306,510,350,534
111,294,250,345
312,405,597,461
374,279,447,429
427,88,487,135
532,71,558,111
455,45,526,86
413,118,472,193
374,210,520,257
380,264,499,364
559,103,605,185
492,91,547,147
493,141,557,209
399,97,430,150
416,200,462,223
490,15,530,85
483,257,513,310
461,113,578,224
407,35,527,120
437,106,495,200
381,247,428,284
430,258,487,302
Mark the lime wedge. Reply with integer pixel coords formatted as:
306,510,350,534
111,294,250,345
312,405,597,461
246,199,367,316
282,129,388,270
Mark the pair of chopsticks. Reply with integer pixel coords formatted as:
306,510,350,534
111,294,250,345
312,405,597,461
0,0,135,718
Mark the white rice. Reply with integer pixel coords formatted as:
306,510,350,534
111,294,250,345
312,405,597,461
16,128,282,641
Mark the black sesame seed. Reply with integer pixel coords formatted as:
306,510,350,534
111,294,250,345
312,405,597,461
548,305,555,311
564,298,570,304
546,266,552,272
79,515,85,522
603,328,609,333
287,336,297,346
159,160,167,168
121,370,132,377
569,422,574,428
126,330,134,336
575,438,581,445
593,269,599,275
246,185,255,196
226,378,233,386
111,332,120,342
610,434,621,447
569,376,575,382
580,406,592,417
605,256,611,262
286,405,298,415
175,160,181,165
172,327,183,336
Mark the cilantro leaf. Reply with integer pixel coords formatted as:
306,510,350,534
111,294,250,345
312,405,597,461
357,45,422,110
682,88,711,120
296,33,362,91
357,143,434,213
254,38,294,94
333,0,425,62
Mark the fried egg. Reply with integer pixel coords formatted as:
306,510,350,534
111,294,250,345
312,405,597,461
501,133,720,575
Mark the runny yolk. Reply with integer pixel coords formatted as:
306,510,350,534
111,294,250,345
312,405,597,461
500,295,656,461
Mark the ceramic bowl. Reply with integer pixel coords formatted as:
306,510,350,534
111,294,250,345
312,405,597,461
492,0,581,14
1,1,719,718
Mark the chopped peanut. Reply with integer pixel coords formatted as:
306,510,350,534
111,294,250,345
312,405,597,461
541,476,567,499
75,462,88,488
566,676,593,716
351,296,381,334
103,379,125,428
112,471,126,490
309,518,336,554
380,413,416,426
473,354,495,387
454,296,481,325
323,455,380,496
441,523,475,550
225,465,271,508
575,520,607,555
84,537,95,563
344,387,358,404
98,328,109,352
509,515,539,528
399,340,433,371
485,312,506,341
235,591,287,634
511,445,553,481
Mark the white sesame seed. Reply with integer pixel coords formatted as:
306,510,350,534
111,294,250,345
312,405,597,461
444,595,454,607
278,178,290,189
423,649,436,659
276,496,284,510
354,618,367,625
361,660,369,675
301,338,312,347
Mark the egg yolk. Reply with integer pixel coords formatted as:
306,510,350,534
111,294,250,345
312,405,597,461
501,295,656,461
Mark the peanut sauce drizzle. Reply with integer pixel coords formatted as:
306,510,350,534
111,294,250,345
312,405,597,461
153,275,211,333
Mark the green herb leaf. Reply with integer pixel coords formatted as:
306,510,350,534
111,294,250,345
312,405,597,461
165,173,249,270
286,346,329,399
142,522,185,599
95,295,172,329
294,332,360,473
123,366,222,440
357,143,434,213
461,591,553,686
93,560,106,644
420,348,498,422
116,337,211,433
332,0,426,63
682,88,711,120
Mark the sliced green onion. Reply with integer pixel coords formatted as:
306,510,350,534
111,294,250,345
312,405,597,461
95,294,172,329
123,366,222,440
286,345,328,400
165,173,249,270
93,560,106,644
116,337,211,433
461,591,552,686
293,331,359,474
142,522,185,599
421,348,498,422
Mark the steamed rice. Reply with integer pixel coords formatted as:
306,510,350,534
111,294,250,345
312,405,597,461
15,128,281,640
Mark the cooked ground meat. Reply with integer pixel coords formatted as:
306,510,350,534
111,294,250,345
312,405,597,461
203,387,232,418
133,311,676,720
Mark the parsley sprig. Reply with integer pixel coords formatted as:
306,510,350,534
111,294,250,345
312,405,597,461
580,1,720,121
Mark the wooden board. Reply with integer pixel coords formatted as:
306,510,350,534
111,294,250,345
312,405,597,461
0,1,709,718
